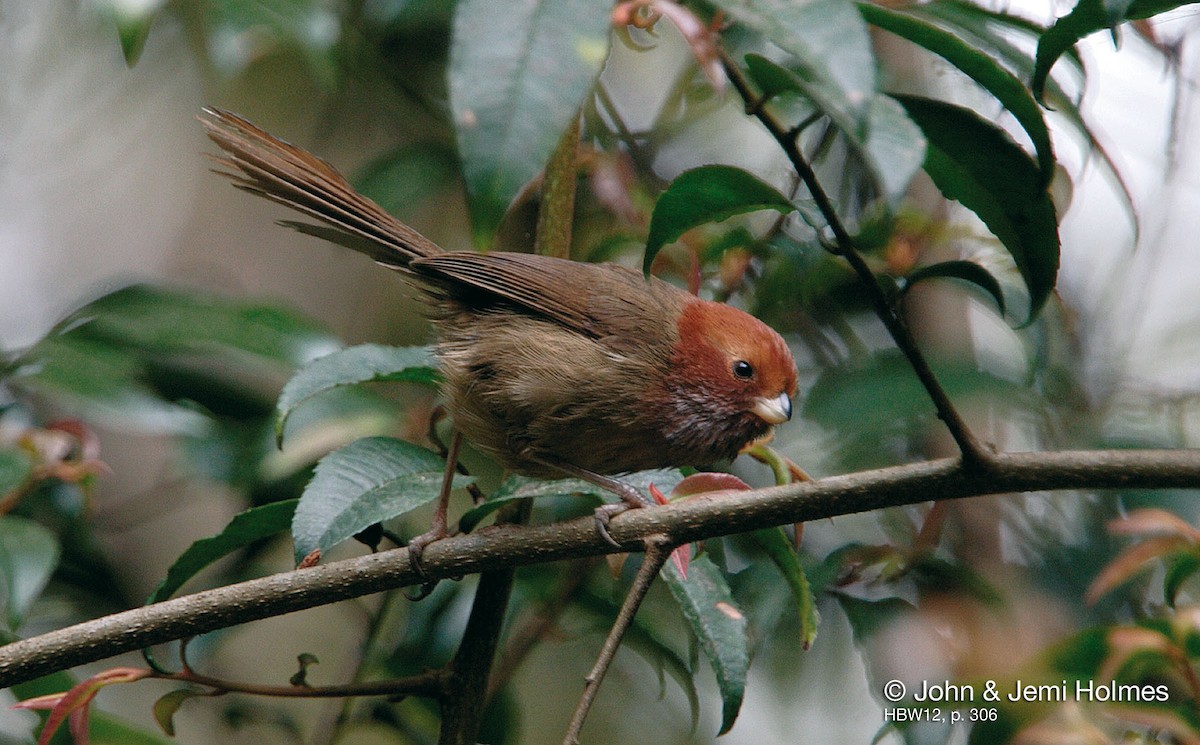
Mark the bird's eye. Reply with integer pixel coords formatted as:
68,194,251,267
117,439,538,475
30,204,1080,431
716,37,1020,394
732,360,754,379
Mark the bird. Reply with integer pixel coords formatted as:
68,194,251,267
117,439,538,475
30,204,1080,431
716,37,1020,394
200,107,797,561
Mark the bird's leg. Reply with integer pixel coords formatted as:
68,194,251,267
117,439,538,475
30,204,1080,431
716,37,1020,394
406,429,463,595
533,458,650,548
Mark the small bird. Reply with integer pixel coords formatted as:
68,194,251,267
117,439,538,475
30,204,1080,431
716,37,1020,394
201,108,797,556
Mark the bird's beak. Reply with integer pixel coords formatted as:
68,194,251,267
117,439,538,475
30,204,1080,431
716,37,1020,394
751,392,792,425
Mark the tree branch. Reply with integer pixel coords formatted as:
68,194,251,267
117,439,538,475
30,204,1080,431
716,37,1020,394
2,449,1199,688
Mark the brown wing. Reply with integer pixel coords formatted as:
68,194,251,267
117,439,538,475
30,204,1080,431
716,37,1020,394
410,252,688,345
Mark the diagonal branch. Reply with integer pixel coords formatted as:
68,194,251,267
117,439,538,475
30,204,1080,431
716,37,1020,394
1,449,1200,688
718,51,995,468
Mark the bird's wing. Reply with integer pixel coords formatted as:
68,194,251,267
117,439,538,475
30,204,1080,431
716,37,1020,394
410,252,678,340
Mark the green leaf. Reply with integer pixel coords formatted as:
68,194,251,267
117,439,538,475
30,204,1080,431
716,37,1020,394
101,0,167,65
895,95,1059,322
148,500,297,604
449,0,611,245
0,516,60,631
11,335,210,434
458,470,682,533
152,688,206,737
904,260,1006,315
744,56,925,203
663,554,748,735
1165,552,1200,607
644,166,796,273
836,594,915,642
206,0,342,84
275,344,438,444
0,447,33,497
73,285,337,367
858,3,1055,184
292,437,470,563
353,144,459,219
717,0,876,137
753,528,820,649
1032,0,1186,101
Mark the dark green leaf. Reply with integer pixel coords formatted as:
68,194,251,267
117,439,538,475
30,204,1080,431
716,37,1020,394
858,3,1055,184
11,335,210,434
664,555,748,735
449,0,611,245
905,260,1006,315
353,144,458,218
0,447,33,497
836,594,915,642
717,0,876,137
895,95,1059,322
458,470,681,533
152,688,206,737
0,516,60,631
107,0,165,65
289,653,320,686
70,285,337,367
1165,552,1200,607
206,0,342,84
644,166,795,273
292,437,470,563
1032,0,1186,101
752,528,819,649
148,500,297,604
275,344,438,444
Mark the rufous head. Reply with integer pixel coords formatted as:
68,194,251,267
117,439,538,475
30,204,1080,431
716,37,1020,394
671,300,798,431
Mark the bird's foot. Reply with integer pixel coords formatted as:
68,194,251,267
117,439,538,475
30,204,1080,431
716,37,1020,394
404,528,445,601
594,501,638,548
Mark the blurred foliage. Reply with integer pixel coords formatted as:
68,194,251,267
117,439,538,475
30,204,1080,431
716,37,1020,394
3,0,1200,743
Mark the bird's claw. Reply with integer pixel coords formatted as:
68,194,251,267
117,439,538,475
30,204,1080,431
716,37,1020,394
404,530,444,600
594,502,638,548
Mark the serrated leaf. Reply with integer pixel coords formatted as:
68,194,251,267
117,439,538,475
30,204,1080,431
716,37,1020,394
449,0,611,245
152,688,205,737
148,500,297,605
292,437,470,563
753,528,820,649
1032,0,1185,101
644,166,796,272
458,470,682,533
0,516,60,631
905,260,1006,315
663,555,748,735
895,95,1059,322
858,3,1055,185
275,344,438,444
0,448,33,498
717,0,875,137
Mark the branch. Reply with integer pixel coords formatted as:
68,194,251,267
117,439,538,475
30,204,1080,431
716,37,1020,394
719,52,995,467
2,449,1199,688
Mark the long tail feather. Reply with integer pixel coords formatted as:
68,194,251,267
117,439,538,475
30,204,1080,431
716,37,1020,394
199,107,442,266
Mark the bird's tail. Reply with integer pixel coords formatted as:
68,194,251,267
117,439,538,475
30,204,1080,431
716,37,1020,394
199,107,442,266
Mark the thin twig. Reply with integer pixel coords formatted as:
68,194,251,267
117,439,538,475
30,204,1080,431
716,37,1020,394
160,667,448,699
719,51,995,469
562,535,673,745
